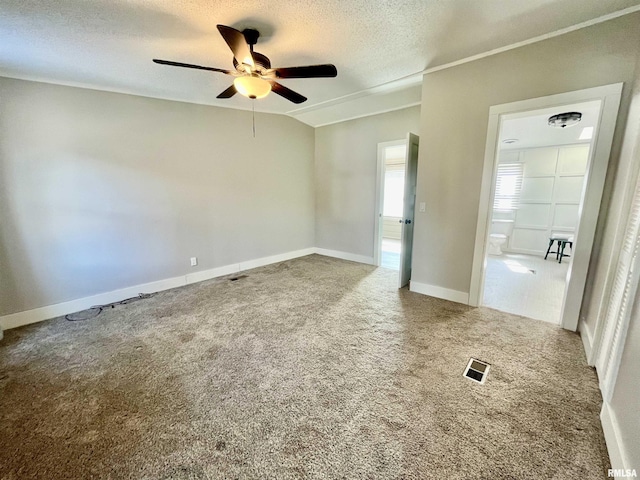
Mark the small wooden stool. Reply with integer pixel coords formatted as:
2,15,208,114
544,234,574,263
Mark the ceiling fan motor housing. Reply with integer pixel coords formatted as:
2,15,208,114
233,52,271,73
242,28,260,46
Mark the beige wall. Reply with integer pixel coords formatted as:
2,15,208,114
0,78,315,316
314,106,421,257
413,13,640,294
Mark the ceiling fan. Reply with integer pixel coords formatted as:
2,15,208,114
153,25,337,104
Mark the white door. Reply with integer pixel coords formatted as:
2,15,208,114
399,133,420,288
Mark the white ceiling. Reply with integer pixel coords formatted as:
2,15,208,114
499,101,602,150
1,1,639,126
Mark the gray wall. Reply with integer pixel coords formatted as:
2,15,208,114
0,78,315,316
314,106,421,257
412,13,640,294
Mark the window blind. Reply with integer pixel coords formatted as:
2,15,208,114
493,163,523,210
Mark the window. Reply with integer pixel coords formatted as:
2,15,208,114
494,163,523,210
383,165,405,217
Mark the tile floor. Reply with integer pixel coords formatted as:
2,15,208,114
483,252,570,324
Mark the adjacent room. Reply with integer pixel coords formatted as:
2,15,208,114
482,101,600,324
1,2,640,478
379,143,407,271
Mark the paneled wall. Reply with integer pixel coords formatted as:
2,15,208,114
382,217,402,239
499,144,589,254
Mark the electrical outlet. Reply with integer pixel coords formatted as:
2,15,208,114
190,257,197,267
419,202,426,212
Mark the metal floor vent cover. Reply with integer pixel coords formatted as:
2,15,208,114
463,358,490,384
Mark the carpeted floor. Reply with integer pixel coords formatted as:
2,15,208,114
0,255,609,479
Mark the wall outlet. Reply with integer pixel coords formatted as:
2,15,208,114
419,202,426,212
190,257,197,267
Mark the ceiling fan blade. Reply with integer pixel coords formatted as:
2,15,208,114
269,64,337,79
269,81,307,104
216,25,255,69
153,59,233,74
216,84,237,99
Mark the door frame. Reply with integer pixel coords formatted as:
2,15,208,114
468,83,623,331
374,139,407,267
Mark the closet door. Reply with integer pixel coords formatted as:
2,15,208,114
596,174,640,401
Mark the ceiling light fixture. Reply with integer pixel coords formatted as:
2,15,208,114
233,75,271,99
548,111,582,128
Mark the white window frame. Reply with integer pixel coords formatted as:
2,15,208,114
493,162,523,211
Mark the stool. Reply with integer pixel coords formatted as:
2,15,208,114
544,234,574,263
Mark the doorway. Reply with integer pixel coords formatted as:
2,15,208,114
469,84,623,330
379,142,405,271
482,101,600,323
374,133,420,288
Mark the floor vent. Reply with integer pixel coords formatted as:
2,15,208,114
229,275,248,282
463,358,490,384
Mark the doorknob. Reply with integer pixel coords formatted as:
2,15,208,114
405,219,412,224
398,219,403,224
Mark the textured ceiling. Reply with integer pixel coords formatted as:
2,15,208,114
1,0,639,119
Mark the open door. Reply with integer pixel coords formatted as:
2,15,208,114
399,133,420,288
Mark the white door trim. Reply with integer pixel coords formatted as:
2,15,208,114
468,83,623,331
374,139,407,267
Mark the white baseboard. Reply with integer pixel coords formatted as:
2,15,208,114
0,275,188,331
579,320,595,365
409,281,470,305
601,401,628,475
239,248,316,271
0,248,315,331
314,248,375,265
504,247,546,256
184,263,240,284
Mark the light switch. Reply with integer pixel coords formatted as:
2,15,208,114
419,202,426,212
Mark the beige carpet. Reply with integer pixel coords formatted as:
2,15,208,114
0,255,609,479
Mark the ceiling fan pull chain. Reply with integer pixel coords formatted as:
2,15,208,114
252,100,256,138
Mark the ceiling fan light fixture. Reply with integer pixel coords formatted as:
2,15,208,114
154,25,335,104
548,111,582,128
234,75,271,99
